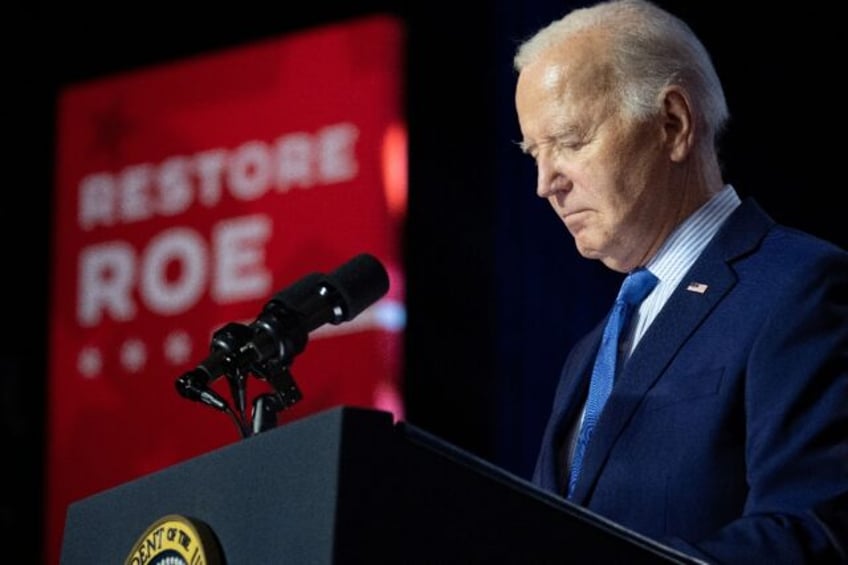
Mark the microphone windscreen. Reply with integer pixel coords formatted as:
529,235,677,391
325,253,390,320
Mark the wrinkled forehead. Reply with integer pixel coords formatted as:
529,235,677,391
539,63,566,91
516,35,617,120
537,32,615,100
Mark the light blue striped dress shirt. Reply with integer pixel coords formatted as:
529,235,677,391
622,184,741,359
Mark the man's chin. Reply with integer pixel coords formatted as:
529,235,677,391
573,239,602,260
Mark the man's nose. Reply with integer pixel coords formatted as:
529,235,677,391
536,153,562,198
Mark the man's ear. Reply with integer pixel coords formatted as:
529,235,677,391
661,86,695,162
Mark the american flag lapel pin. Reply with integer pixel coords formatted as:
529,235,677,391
686,281,709,294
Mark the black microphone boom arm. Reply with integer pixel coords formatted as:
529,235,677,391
173,253,390,436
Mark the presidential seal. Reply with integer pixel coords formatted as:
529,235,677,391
124,514,223,565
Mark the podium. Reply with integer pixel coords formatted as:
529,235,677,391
61,406,699,563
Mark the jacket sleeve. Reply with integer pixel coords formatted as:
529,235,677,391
664,249,848,564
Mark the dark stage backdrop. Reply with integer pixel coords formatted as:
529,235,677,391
3,1,844,561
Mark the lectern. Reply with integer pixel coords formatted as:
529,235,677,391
61,406,700,563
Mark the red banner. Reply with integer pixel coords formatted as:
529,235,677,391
46,15,406,564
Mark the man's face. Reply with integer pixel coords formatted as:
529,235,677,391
515,36,671,272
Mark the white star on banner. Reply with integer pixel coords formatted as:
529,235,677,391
163,330,193,365
77,347,102,378
120,339,147,373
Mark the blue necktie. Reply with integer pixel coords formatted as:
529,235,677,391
567,267,658,498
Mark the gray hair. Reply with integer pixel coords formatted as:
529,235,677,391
514,0,729,146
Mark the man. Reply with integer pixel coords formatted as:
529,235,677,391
513,0,847,562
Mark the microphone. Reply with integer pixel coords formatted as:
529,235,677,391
175,375,229,411
175,253,390,401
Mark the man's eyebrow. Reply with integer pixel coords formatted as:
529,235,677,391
515,139,534,154
515,125,582,154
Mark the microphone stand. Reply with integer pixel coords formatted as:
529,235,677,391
174,371,251,438
175,330,304,439
174,252,390,438
250,361,303,434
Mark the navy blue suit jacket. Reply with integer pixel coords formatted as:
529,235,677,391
532,199,848,563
